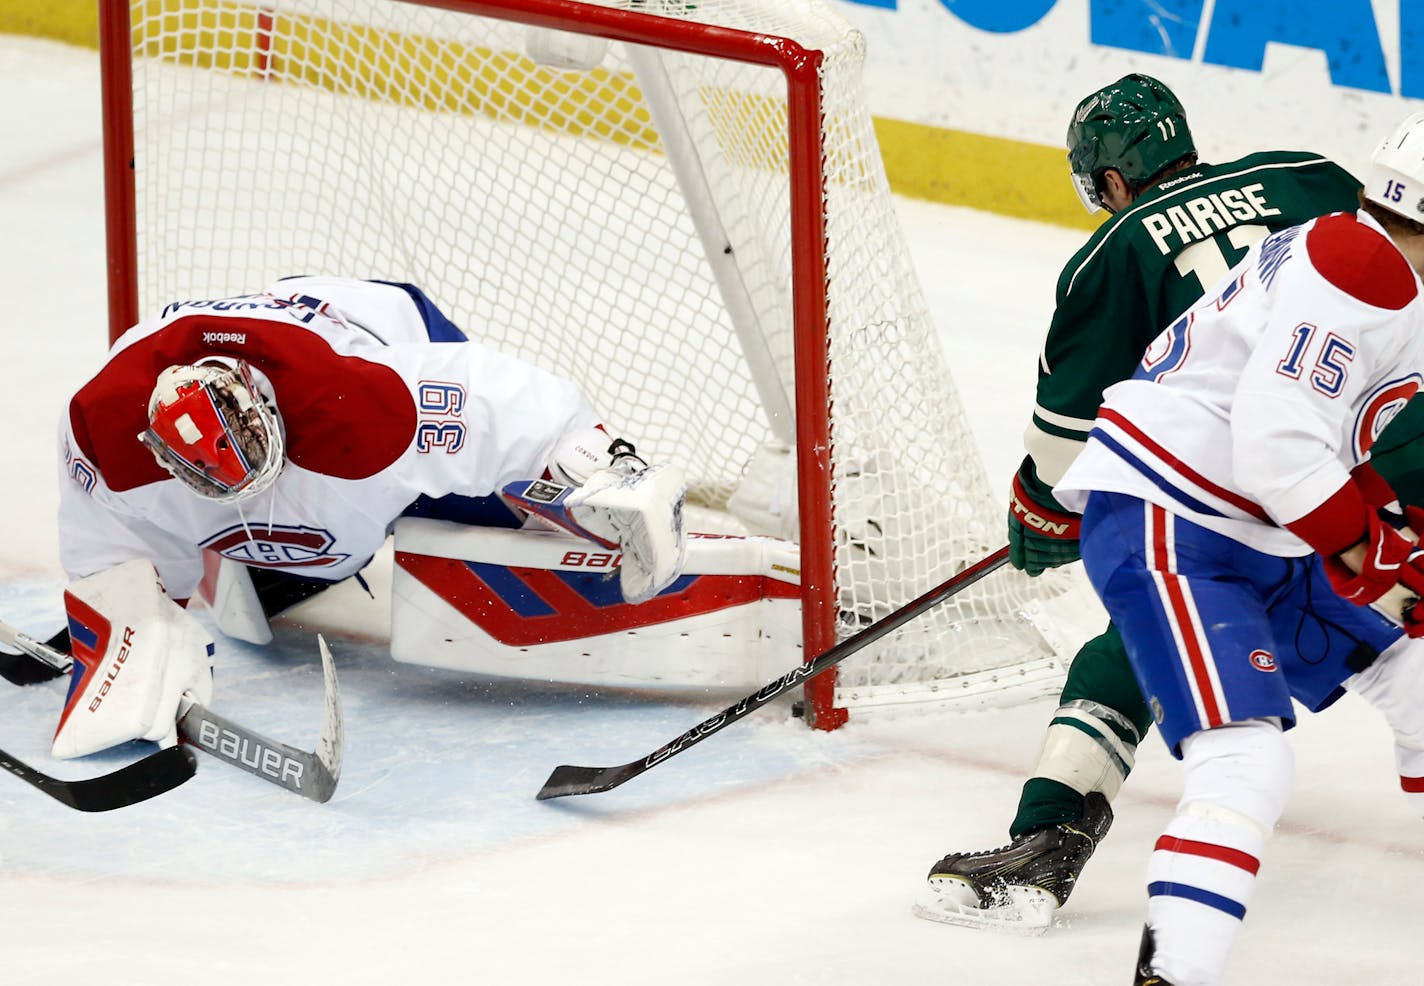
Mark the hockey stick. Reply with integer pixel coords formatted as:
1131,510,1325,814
176,634,343,803
0,743,197,812
536,544,1012,801
0,623,69,675
0,645,66,685
0,618,343,804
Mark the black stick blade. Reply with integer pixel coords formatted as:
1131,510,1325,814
532,546,1012,802
71,745,199,811
537,763,639,801
0,745,199,812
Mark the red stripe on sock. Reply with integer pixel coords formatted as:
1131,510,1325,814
1154,835,1260,875
1402,776,1424,793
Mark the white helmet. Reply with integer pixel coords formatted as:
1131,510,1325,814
138,361,284,502
1365,111,1424,222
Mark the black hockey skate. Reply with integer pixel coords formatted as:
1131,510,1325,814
912,792,1113,934
1134,926,1177,985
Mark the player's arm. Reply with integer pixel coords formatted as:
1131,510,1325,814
1234,341,1382,571
1008,454,1081,576
53,406,214,754
1014,248,1148,575
1277,460,1424,632
1234,215,1424,624
58,448,205,601
387,340,688,604
1255,445,1422,608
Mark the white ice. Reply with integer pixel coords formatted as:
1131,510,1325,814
1,34,1419,985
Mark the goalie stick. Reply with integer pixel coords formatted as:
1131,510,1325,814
0,742,197,812
536,544,1011,801
0,618,343,804
177,634,343,803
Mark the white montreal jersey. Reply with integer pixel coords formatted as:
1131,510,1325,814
1057,210,1424,556
59,276,600,598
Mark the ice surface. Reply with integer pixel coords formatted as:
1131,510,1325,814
0,34,1419,985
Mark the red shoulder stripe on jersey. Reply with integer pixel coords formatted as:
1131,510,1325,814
1305,213,1418,310
70,314,418,492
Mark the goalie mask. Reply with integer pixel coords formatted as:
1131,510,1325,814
139,361,284,502
1066,73,1195,213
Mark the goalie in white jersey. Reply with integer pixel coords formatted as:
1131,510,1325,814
1057,115,1424,986
48,276,686,761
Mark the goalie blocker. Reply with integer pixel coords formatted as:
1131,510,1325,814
390,519,802,688
55,559,215,759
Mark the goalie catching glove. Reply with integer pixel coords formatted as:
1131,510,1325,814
1009,456,1082,576
53,559,214,759
505,429,688,604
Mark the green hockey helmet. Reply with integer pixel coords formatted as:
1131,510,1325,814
1067,74,1196,213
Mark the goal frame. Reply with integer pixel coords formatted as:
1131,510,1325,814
97,0,851,727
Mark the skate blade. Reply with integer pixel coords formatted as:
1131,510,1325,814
911,884,1056,937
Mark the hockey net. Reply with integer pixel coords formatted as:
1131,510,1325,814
100,0,1067,727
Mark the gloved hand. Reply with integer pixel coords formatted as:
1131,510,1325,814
1287,473,1424,636
1322,507,1424,638
1323,509,1422,604
1007,456,1082,576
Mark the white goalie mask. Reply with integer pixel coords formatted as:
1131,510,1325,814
138,361,285,503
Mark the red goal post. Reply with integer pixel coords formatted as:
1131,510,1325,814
97,0,1066,727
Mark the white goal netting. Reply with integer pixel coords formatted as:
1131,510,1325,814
107,0,1066,723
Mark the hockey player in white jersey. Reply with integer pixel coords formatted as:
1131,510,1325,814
1056,114,1424,986
47,276,686,760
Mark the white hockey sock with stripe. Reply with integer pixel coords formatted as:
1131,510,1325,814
1145,718,1292,986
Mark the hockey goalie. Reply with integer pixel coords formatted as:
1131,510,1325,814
36,275,800,758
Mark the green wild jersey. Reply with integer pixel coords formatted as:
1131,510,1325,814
1029,150,1361,486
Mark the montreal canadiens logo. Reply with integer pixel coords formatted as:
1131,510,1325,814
1249,649,1278,672
1355,375,1422,457
201,524,350,569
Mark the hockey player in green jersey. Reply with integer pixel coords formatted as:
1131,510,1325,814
914,72,1424,933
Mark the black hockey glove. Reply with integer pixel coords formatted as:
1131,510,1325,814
1008,456,1082,576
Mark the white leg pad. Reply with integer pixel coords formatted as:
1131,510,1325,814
726,443,800,540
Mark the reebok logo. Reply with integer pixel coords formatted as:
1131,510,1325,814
1157,170,1204,190
202,331,247,345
